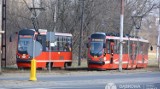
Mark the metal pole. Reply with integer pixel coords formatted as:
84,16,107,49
0,0,2,73
134,27,136,37
29,40,37,81
48,33,51,71
30,0,43,32
157,33,160,69
1,0,6,67
119,0,124,72
33,40,35,59
158,2,160,69
78,0,84,66
54,0,57,32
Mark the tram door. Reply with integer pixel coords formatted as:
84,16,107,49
110,41,114,64
141,44,145,67
109,40,119,69
137,42,144,68
130,42,137,68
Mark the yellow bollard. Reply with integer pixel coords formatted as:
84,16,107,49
29,59,37,81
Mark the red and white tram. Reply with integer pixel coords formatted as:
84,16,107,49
87,32,149,70
14,28,72,69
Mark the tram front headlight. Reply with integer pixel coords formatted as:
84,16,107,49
104,57,106,61
100,58,103,61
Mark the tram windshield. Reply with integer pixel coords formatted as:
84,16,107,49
90,42,103,56
18,35,33,52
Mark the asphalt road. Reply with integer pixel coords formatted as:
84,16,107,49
0,72,160,89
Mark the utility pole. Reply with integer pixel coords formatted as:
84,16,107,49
30,0,44,32
158,2,160,69
0,0,4,73
119,0,124,72
78,0,84,66
1,0,6,68
54,0,57,32
0,0,2,73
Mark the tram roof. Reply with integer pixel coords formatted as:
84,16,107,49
106,36,149,43
55,32,72,37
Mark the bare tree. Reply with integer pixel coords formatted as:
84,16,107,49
5,0,157,65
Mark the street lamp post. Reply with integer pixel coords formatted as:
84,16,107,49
78,0,84,66
157,2,160,69
0,0,5,74
119,0,124,72
0,0,2,74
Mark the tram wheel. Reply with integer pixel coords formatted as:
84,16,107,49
64,62,72,69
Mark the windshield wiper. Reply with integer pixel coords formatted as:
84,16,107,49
95,48,104,55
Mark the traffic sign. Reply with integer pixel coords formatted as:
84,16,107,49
46,32,55,42
27,41,42,57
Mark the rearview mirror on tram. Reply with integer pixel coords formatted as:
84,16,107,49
150,46,153,51
86,43,90,48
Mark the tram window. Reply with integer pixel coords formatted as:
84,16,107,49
129,41,132,54
57,36,59,51
50,41,58,51
37,35,43,45
114,40,117,54
37,35,47,51
50,36,58,51
41,35,47,51
67,37,72,44
127,41,129,54
59,36,63,51
131,41,138,55
65,37,72,52
143,43,146,54
137,42,140,54
123,41,125,53
117,40,120,54
62,37,65,51
144,43,149,55
106,40,116,54
123,41,127,54
139,42,143,54
114,40,119,54
107,40,110,53
136,42,138,53
135,42,138,54
49,36,72,52
146,43,149,54
63,37,67,52
110,40,114,53
55,36,58,51
57,36,60,51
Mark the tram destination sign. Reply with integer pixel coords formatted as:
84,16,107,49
91,38,104,42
